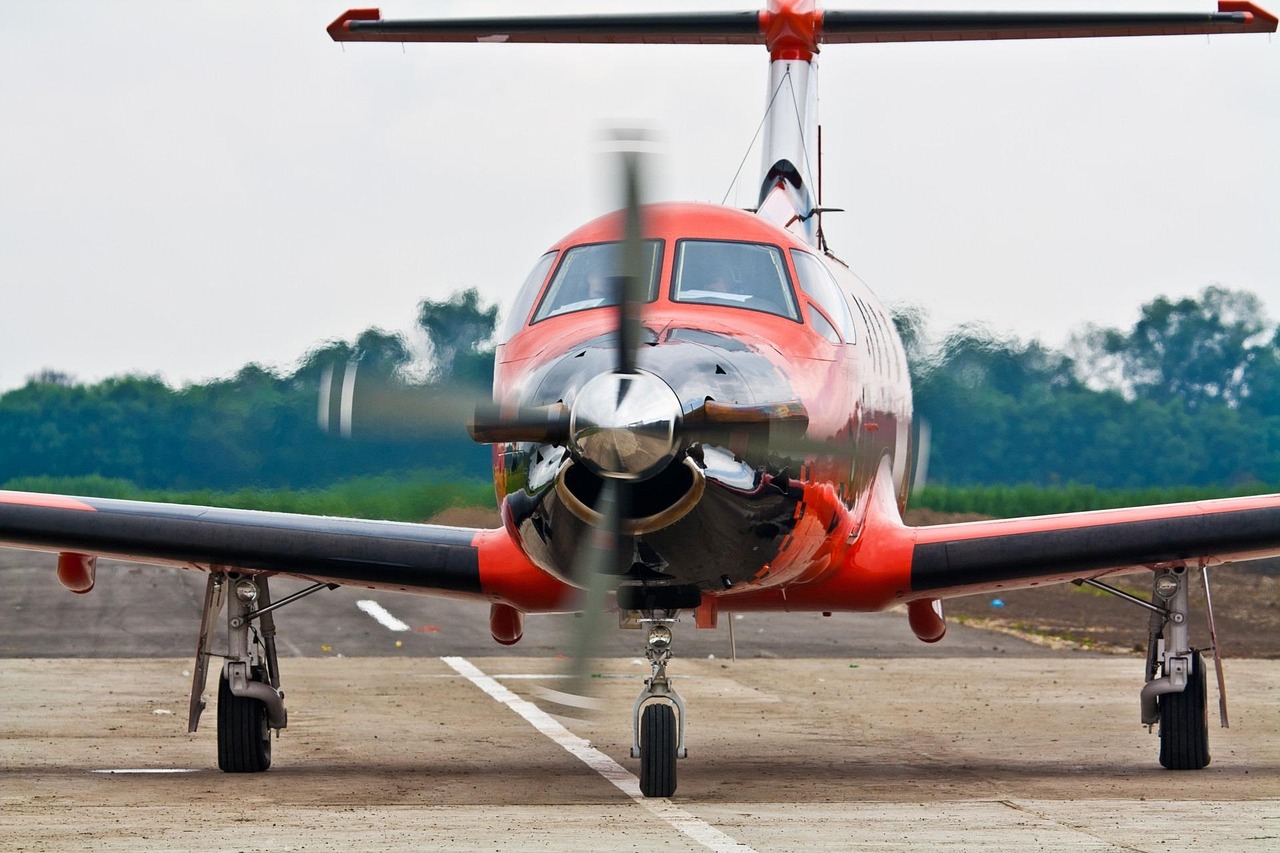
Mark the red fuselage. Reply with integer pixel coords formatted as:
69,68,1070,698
487,202,912,608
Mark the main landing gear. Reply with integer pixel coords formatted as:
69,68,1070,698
188,572,333,772
1078,563,1222,771
627,608,688,798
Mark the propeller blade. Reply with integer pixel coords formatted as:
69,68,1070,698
318,360,483,440
682,398,808,431
680,397,841,460
468,402,571,445
536,477,629,716
614,138,649,377
911,417,932,495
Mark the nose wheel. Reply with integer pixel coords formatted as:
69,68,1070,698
630,613,687,798
640,703,677,798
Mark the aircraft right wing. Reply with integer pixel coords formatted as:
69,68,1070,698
763,464,1280,613
0,490,570,609
905,493,1280,601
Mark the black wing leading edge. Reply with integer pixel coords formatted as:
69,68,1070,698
0,491,483,594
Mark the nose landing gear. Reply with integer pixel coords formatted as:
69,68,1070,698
629,611,687,798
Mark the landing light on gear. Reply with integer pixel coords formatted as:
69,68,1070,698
234,578,259,603
647,624,673,648
1153,572,1180,600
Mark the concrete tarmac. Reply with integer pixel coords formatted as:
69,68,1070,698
2,657,1278,852
3,547,1278,851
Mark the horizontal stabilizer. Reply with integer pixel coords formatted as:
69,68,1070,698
330,3,1276,47
328,9,763,45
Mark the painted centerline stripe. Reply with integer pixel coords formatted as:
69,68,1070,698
356,599,410,632
442,656,756,853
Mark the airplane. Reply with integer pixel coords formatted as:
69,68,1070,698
2,1,1279,799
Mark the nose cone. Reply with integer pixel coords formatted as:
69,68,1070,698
570,371,681,480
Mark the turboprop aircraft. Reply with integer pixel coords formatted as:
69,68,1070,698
2,1,1279,798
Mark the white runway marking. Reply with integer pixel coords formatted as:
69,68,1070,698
415,672,635,680
92,769,198,774
356,599,410,632
442,656,757,853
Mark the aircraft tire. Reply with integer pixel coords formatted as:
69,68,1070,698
639,702,677,798
217,671,272,772
1158,649,1210,770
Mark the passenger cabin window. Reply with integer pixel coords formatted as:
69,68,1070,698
499,252,558,343
672,240,800,321
791,251,857,344
531,240,663,323
809,307,841,344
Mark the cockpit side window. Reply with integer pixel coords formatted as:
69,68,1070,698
791,250,858,344
671,240,800,321
498,252,558,344
531,240,663,323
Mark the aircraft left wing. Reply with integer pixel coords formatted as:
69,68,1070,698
0,490,488,594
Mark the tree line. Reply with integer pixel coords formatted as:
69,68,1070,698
901,285,1280,488
1,284,1277,493
0,292,495,491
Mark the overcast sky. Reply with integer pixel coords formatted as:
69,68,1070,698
2,1,1276,391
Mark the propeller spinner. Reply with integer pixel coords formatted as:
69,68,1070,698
569,371,681,481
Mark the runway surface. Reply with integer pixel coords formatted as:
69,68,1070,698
3,547,1278,851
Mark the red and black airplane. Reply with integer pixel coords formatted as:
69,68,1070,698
2,1,1278,798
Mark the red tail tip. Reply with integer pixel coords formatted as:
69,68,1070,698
328,8,382,42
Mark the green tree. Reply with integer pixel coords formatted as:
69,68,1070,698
1240,328,1280,418
417,288,498,386
1075,285,1270,411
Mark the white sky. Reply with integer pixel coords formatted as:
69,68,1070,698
2,1,1277,391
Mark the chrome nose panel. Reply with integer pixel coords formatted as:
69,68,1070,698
569,371,681,481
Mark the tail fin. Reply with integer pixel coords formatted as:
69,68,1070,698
329,1,1277,248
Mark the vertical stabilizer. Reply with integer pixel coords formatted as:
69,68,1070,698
755,1,823,246
327,0,1278,249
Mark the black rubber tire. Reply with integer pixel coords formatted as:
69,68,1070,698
217,672,272,772
1159,649,1210,770
639,703,677,798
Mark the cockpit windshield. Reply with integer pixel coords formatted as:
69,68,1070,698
531,240,663,322
498,251,557,344
671,239,800,321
